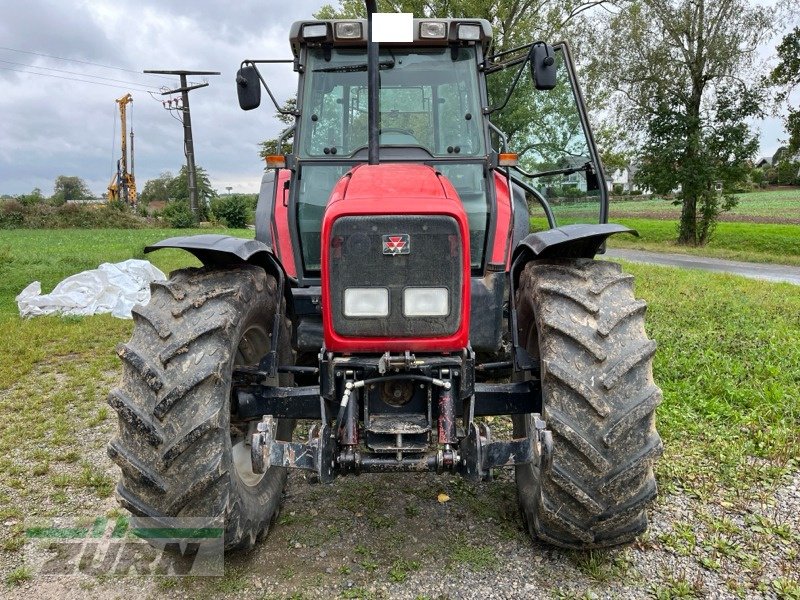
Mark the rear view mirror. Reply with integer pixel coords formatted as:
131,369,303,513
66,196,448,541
236,65,261,110
530,43,557,91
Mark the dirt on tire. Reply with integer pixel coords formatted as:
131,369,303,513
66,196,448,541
108,265,293,551
513,258,662,548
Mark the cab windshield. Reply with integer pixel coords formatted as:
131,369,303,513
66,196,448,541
299,47,484,158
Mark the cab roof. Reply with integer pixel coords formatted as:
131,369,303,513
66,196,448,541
289,18,493,56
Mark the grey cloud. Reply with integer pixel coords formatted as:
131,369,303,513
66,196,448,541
0,0,328,195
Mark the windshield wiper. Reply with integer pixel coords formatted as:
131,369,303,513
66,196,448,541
512,161,592,179
313,59,395,73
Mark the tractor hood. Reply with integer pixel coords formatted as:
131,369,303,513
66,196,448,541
320,163,472,353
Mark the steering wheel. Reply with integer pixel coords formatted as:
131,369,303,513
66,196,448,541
381,127,415,136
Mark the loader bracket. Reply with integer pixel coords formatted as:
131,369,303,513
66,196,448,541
458,415,551,482
251,416,336,482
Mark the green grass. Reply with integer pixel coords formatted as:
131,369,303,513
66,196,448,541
0,228,251,555
606,218,800,266
608,189,800,220
623,261,800,497
530,189,800,265
0,228,253,321
531,215,800,266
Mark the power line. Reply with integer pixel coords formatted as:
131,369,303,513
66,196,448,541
0,65,157,91
0,58,160,90
0,45,174,83
144,68,220,216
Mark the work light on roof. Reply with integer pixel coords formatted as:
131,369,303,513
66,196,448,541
457,23,481,41
420,21,447,39
335,21,362,39
302,23,328,40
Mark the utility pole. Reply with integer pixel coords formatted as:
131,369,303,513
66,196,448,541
144,69,220,218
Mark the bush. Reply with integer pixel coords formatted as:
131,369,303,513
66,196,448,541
0,201,146,229
210,194,250,228
0,200,25,228
775,161,800,186
612,183,624,195
16,189,46,206
161,200,196,228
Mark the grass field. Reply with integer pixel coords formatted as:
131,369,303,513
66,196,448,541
530,188,800,266
609,189,800,221
619,189,800,265
0,228,798,596
605,219,800,266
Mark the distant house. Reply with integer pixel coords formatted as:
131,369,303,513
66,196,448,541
757,146,799,169
608,163,646,194
755,156,773,169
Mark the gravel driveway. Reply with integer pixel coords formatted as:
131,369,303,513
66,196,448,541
5,445,798,599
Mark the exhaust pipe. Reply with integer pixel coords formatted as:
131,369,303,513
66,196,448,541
365,0,379,165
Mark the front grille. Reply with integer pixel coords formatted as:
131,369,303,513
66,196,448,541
329,215,463,338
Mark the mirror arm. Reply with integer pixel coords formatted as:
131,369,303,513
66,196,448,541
239,60,300,117
486,40,549,114
486,42,535,65
512,161,591,180
486,52,531,115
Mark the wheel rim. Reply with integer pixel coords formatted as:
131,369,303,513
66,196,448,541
231,323,270,487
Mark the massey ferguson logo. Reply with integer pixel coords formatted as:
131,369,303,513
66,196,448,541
382,234,411,255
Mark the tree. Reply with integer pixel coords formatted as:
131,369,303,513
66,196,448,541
138,171,174,205
596,0,779,245
15,188,45,206
52,175,93,205
771,27,800,154
166,166,216,205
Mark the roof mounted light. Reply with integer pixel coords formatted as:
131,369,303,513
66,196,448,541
458,23,482,41
335,21,362,40
302,23,329,40
420,21,447,39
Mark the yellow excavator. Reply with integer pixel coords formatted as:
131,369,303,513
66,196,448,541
107,93,137,205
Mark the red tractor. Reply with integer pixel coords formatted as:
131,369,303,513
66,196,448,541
109,2,661,551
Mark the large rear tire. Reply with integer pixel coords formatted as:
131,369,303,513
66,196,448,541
513,259,662,548
108,265,294,551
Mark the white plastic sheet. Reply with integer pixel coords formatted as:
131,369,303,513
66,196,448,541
16,259,166,319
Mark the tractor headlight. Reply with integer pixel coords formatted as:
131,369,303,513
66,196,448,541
420,21,447,39
457,24,482,41
335,22,363,39
344,288,389,317
403,287,449,317
302,23,329,40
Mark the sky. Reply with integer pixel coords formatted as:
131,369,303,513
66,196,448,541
0,0,794,197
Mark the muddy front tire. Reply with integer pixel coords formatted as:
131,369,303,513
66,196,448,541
108,265,293,551
513,259,662,549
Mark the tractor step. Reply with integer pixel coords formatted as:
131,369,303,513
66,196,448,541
366,438,428,453
366,413,430,434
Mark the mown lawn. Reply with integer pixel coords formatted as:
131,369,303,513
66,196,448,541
531,214,800,265
609,188,800,219
606,218,800,266
0,228,252,391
